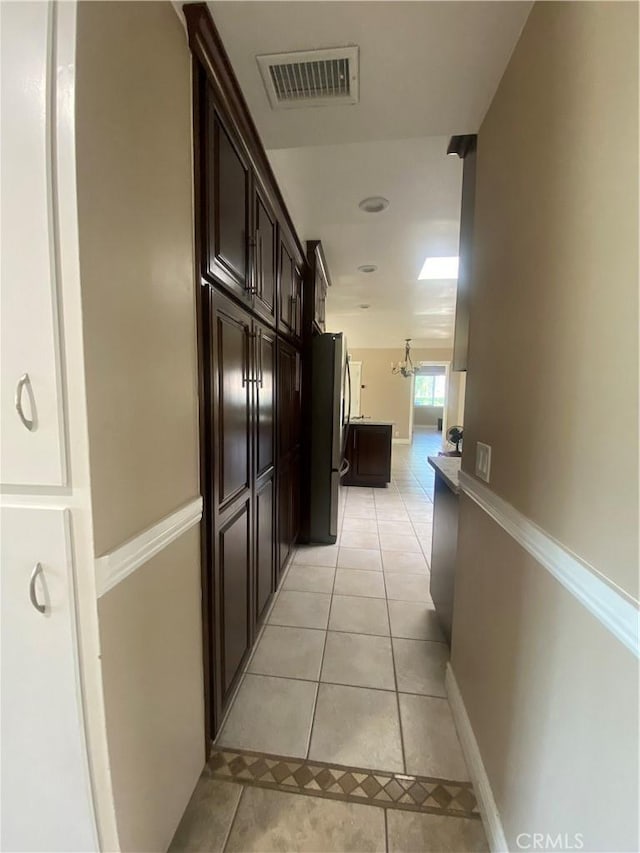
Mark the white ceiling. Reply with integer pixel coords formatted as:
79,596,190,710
209,1,532,348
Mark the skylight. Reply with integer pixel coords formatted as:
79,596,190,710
418,256,459,280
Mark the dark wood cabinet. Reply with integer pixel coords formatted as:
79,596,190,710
277,338,302,572
278,237,303,342
342,422,393,487
306,240,331,333
253,191,277,326
187,3,309,741
205,99,250,302
217,500,251,695
212,293,252,512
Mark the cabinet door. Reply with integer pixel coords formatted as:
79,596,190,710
278,456,291,575
0,1,66,487
255,324,276,479
255,475,275,622
254,322,276,621
212,292,252,512
216,500,252,698
205,96,250,301
345,426,392,486
277,339,301,458
278,240,294,335
1,507,97,851
292,266,303,340
253,192,276,326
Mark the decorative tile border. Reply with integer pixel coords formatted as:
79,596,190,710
208,747,480,820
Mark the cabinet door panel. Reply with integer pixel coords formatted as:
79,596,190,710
255,475,275,622
0,1,66,487
278,458,291,574
218,502,251,695
256,326,275,479
213,295,251,509
1,507,97,851
254,194,276,325
278,241,294,334
205,97,249,298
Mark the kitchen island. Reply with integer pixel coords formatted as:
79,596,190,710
428,455,461,645
342,420,393,487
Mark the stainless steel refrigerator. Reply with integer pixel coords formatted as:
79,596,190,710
309,332,351,543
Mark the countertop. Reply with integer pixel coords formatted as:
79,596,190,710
428,455,461,495
349,420,394,427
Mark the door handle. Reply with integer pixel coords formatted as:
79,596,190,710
29,562,46,614
15,373,36,431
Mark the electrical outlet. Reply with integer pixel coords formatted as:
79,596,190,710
475,442,492,483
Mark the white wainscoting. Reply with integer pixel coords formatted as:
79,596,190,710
95,497,203,597
458,470,640,659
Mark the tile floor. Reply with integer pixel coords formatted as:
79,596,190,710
171,429,487,852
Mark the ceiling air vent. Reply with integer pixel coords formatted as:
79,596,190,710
256,47,359,110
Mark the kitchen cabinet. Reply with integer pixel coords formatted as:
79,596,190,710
1,506,97,852
1,0,66,488
209,293,280,712
253,190,277,326
188,4,308,736
254,322,276,622
277,338,302,573
204,101,250,302
306,240,331,333
342,422,393,488
428,456,461,645
278,237,303,342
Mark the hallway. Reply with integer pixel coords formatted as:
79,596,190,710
171,433,487,852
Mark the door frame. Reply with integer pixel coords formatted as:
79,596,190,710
409,361,451,444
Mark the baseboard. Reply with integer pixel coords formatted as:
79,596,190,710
392,438,410,444
446,663,508,852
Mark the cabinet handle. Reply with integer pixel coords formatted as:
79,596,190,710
15,373,35,431
258,329,264,388
247,238,257,295
242,329,249,387
29,562,46,614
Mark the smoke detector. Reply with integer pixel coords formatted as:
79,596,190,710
257,47,359,110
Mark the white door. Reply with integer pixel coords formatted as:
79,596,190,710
349,360,362,418
0,1,67,487
1,507,98,851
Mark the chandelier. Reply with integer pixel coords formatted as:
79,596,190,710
391,339,415,378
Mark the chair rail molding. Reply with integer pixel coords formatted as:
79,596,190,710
458,470,640,658
95,497,203,597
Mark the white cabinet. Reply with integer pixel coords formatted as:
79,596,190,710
0,1,67,487
1,507,97,852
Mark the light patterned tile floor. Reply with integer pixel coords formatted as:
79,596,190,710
172,430,486,852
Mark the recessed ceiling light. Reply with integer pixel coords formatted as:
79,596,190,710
357,264,378,273
359,304,370,309
358,196,389,213
418,256,459,280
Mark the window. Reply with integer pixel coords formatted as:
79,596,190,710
414,374,446,407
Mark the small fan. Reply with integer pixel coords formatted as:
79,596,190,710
446,426,463,454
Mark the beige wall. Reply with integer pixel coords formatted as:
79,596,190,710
461,0,638,597
76,0,199,557
349,347,452,439
76,3,204,850
99,530,204,853
453,3,639,850
413,405,443,427
453,499,639,852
